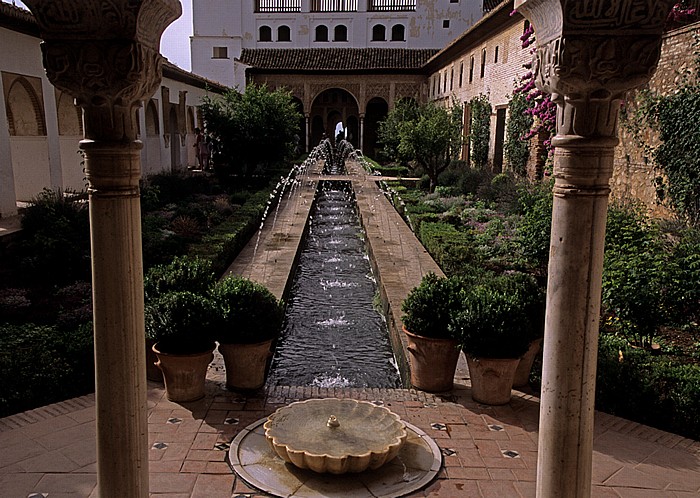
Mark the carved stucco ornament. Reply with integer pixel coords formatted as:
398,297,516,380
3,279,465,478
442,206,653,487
23,0,181,142
515,0,676,141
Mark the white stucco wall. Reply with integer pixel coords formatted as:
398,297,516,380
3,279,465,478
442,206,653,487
190,0,483,87
0,22,221,217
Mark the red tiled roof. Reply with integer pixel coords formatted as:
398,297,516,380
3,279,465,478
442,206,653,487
239,48,439,72
0,2,39,36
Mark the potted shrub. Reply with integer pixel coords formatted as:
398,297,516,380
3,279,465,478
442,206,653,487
146,291,217,402
211,275,284,391
143,256,216,382
401,272,464,392
452,273,539,404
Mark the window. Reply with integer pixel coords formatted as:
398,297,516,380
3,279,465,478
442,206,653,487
450,68,454,91
480,48,486,78
443,71,447,93
212,46,228,59
469,55,474,83
372,24,385,41
334,25,348,42
450,0,458,3
459,62,463,87
494,46,499,63
442,19,450,28
391,24,405,41
315,25,329,41
278,25,291,42
259,25,272,42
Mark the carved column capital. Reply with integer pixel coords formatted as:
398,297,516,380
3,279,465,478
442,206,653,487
516,0,675,135
515,0,676,186
23,0,181,142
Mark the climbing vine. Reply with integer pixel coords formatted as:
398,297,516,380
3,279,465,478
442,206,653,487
622,33,700,227
468,94,491,169
511,13,557,162
504,91,534,176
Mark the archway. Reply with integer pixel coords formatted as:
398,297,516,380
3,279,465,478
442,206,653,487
364,96,388,158
309,88,359,148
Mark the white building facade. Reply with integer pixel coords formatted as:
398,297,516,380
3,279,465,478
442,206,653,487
0,3,225,218
191,0,484,88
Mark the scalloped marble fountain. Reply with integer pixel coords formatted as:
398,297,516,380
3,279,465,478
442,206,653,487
264,398,407,474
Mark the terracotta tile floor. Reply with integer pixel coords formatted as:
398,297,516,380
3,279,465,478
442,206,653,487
1,366,699,497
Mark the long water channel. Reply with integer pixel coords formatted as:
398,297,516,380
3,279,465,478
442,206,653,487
267,179,401,389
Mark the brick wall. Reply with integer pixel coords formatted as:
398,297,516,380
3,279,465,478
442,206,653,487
612,21,699,218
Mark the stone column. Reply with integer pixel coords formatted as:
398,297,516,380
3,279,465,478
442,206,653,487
22,2,181,497
305,114,311,152
359,114,365,153
513,1,674,497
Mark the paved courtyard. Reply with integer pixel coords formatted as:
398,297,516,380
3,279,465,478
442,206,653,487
1,161,699,497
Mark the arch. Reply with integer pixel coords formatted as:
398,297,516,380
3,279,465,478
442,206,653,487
391,24,405,42
186,106,196,133
6,76,46,136
310,88,359,147
278,25,291,42
363,96,388,157
56,90,82,136
334,25,348,42
145,99,159,136
259,25,272,42
372,24,385,41
315,25,329,42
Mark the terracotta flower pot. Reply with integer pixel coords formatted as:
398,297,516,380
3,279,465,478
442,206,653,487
466,356,519,405
404,327,460,392
513,338,543,388
153,341,215,402
218,339,273,391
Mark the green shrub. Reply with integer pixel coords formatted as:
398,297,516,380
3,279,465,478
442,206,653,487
0,322,94,417
515,182,553,273
602,204,669,347
596,334,700,440
145,291,217,352
452,272,543,358
401,273,464,340
211,276,284,344
418,221,477,276
144,256,216,302
18,188,91,284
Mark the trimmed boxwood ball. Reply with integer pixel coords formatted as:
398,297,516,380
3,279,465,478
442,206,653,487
451,272,543,359
401,272,464,340
212,276,284,344
145,291,218,353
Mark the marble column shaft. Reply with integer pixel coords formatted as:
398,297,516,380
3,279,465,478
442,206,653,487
22,1,181,496
513,1,676,496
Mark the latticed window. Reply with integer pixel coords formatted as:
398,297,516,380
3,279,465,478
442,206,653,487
368,0,416,12
311,0,358,12
256,0,301,12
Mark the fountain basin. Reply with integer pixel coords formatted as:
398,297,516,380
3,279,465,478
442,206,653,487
264,398,407,474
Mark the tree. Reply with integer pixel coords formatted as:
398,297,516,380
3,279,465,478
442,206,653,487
380,100,463,192
377,98,419,165
198,84,302,176
468,94,492,169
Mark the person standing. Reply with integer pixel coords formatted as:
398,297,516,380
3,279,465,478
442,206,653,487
193,127,205,169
